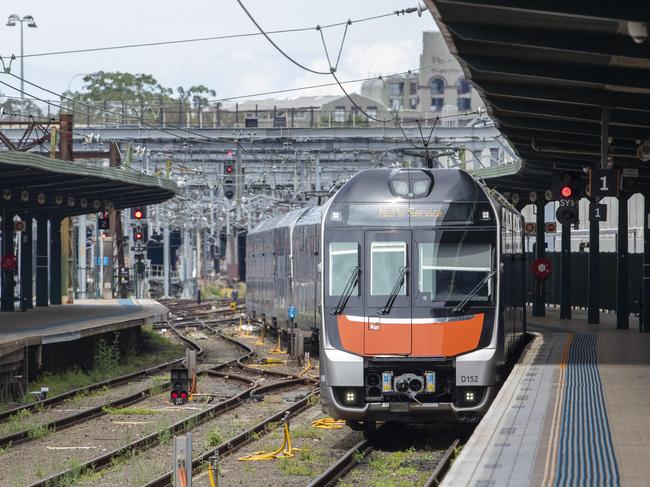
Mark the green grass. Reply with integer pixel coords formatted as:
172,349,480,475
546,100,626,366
207,428,224,447
102,406,159,416
24,327,184,402
26,423,54,440
278,456,316,477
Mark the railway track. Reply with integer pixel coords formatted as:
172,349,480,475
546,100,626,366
0,301,315,487
307,423,461,487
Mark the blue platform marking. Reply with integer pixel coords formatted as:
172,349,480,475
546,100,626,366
554,333,619,487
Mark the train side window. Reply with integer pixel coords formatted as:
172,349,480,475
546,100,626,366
329,242,359,296
370,241,407,296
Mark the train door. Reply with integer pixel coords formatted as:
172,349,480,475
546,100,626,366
364,230,411,355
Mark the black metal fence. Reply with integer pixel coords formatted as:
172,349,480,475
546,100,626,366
525,252,642,313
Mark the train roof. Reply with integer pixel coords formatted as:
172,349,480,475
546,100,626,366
249,205,322,235
332,168,489,203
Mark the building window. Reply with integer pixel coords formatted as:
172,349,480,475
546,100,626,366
334,106,346,123
409,97,419,110
429,78,445,95
389,82,404,96
429,77,445,112
410,82,418,95
431,98,444,112
389,99,401,111
366,106,378,119
457,77,471,95
458,97,471,111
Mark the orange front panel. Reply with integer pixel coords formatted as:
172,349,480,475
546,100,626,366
337,315,365,355
411,313,484,357
364,317,411,355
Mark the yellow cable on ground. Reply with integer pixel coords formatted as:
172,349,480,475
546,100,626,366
270,335,287,355
299,356,312,376
312,417,346,429
208,464,217,487
238,420,298,461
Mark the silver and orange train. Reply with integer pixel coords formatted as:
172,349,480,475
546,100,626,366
246,168,526,435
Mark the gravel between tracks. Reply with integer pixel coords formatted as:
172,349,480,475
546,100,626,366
74,384,313,487
0,375,247,487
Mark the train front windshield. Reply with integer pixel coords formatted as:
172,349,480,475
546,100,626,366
415,230,493,305
326,229,495,308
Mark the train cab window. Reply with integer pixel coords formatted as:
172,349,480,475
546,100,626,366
371,241,407,295
329,242,359,296
417,236,492,303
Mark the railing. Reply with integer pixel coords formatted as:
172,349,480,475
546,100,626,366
0,99,485,130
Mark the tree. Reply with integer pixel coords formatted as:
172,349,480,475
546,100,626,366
64,71,173,105
176,85,217,109
0,92,44,119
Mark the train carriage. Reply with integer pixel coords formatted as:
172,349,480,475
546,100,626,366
246,168,526,435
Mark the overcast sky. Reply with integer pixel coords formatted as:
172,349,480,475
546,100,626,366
0,1,436,103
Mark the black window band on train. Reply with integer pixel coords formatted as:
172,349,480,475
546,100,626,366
327,202,494,227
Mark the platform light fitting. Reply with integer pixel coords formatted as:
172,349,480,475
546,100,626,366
544,190,553,201
20,190,29,202
67,196,75,207
511,193,520,204
36,193,45,204
80,198,88,208
529,191,537,203
54,195,63,205
92,199,101,210
2,189,11,201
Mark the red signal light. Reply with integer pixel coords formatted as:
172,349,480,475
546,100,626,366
134,209,143,219
135,231,143,240
180,392,188,399
225,165,234,174
560,186,572,198
171,392,179,399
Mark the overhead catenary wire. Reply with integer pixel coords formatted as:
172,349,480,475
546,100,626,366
1,9,410,60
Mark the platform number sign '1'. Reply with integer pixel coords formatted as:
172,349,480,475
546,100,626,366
589,168,619,197
589,202,607,222
288,306,297,320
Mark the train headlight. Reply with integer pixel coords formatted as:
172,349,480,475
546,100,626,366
465,390,476,403
344,390,357,405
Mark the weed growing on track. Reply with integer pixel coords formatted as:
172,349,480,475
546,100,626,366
19,327,184,402
207,428,224,447
26,423,54,439
278,456,315,476
157,428,174,444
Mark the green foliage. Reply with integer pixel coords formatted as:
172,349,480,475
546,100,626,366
207,428,224,447
94,334,121,373
277,457,315,477
65,71,172,104
26,423,54,440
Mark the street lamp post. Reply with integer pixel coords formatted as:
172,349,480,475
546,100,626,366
6,14,37,99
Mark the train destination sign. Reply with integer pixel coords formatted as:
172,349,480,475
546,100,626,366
337,203,482,227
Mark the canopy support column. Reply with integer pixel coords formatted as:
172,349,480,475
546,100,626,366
587,200,600,324
20,215,32,312
1,211,15,312
560,221,572,320
617,194,629,329
533,198,546,317
35,216,48,306
642,194,650,332
49,217,62,305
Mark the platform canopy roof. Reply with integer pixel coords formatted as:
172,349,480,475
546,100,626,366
427,1,650,199
0,151,177,217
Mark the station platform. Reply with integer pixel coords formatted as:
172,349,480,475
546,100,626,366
0,299,168,357
443,308,649,487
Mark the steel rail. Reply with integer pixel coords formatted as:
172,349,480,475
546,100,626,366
142,387,319,487
0,324,206,448
0,322,203,423
422,438,460,487
306,438,373,487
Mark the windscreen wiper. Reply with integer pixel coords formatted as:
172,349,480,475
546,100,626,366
379,266,408,315
452,269,496,315
331,266,360,315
